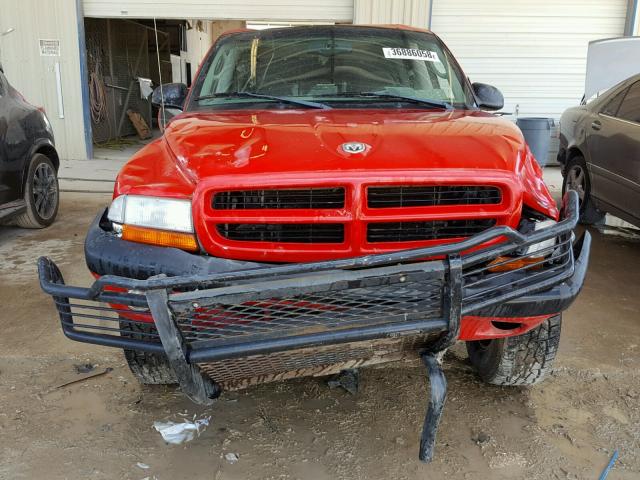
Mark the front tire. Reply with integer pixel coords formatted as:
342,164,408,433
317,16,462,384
562,155,605,225
466,315,561,386
15,153,60,228
120,320,177,385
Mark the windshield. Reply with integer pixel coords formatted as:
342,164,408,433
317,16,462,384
188,26,475,111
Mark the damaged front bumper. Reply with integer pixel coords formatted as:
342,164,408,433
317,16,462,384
38,191,590,462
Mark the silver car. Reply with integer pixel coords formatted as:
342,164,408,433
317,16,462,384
558,73,640,226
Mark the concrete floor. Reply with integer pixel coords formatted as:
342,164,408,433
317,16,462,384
1,190,639,479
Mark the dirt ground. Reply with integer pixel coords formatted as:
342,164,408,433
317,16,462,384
1,192,639,480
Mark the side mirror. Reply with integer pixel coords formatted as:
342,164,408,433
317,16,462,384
472,82,504,111
151,83,188,110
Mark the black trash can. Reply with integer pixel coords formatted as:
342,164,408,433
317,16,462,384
516,117,555,167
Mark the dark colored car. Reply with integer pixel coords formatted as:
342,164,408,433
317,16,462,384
558,73,640,226
0,63,60,228
38,26,590,462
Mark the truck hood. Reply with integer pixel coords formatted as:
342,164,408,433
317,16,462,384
163,109,526,178
585,37,640,100
118,108,556,219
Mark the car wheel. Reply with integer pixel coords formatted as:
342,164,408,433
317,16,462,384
562,155,605,225
466,315,561,386
120,319,177,385
15,153,60,228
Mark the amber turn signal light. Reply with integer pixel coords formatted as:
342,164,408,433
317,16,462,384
487,255,545,273
121,224,199,252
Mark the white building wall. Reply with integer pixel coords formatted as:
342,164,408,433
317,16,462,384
353,0,432,28
0,0,89,160
2,0,635,163
431,0,628,120
431,0,628,163
82,0,354,22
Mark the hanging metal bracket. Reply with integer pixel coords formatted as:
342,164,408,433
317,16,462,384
145,289,220,405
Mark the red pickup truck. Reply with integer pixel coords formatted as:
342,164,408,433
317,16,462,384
39,25,590,461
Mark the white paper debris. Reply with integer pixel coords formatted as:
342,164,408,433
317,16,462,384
136,462,150,469
153,416,211,445
225,453,239,464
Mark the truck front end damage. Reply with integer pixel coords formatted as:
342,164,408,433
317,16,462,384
38,191,589,462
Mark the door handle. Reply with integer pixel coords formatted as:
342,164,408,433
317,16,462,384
591,120,602,131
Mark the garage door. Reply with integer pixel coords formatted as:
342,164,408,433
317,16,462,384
431,0,627,161
82,0,354,22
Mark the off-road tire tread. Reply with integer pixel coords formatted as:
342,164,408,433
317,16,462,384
466,315,561,386
562,155,605,225
15,154,59,228
120,320,177,385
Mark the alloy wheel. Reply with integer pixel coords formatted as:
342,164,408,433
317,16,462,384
33,162,58,220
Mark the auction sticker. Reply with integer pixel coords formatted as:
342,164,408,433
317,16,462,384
382,48,440,62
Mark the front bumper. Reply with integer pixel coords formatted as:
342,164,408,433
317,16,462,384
38,191,590,462
83,203,588,320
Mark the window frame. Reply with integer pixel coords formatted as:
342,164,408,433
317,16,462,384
600,86,628,118
615,80,640,125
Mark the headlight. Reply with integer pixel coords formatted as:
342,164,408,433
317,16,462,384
523,219,557,255
107,195,198,252
108,195,193,232
488,217,557,273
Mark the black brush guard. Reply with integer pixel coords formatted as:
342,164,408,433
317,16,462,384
38,191,590,462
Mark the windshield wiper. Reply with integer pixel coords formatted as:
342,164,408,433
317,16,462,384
323,91,452,110
193,92,331,110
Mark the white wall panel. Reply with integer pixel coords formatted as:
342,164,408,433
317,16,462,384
0,0,89,160
353,0,432,28
431,0,627,119
82,0,354,22
431,0,627,163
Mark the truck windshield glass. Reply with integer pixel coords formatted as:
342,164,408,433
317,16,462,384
190,26,474,110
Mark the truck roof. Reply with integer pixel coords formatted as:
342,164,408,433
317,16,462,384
220,23,432,39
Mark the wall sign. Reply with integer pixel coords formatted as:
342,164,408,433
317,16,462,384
39,39,60,56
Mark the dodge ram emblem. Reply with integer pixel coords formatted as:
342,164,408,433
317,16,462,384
341,142,369,154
